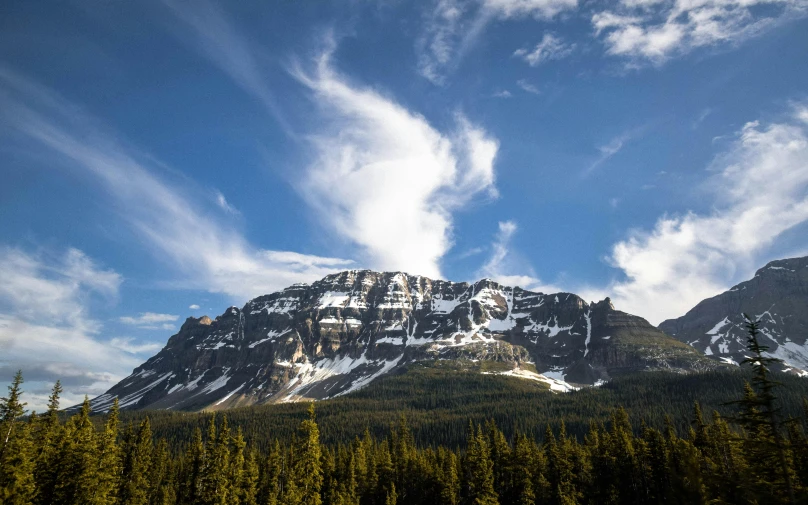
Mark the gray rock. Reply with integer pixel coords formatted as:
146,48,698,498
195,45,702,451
89,270,717,412
659,256,808,375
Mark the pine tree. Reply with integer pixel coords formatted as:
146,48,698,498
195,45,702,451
385,482,397,505
33,380,63,505
463,422,498,505
734,314,796,503
119,417,154,505
293,403,323,505
0,415,36,505
200,415,231,505
512,434,536,505
641,425,671,503
0,370,27,451
261,440,283,505
52,396,102,504
149,439,172,505
486,420,511,502
91,398,121,505
438,448,460,505
179,427,205,505
229,427,246,504
392,416,413,503
242,449,260,505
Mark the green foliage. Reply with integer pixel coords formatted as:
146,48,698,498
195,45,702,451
109,367,808,453
2,367,808,504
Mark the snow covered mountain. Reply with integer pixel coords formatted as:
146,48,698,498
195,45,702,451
660,256,808,376
91,270,717,412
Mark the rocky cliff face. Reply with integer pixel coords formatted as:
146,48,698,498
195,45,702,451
659,256,808,376
91,270,716,412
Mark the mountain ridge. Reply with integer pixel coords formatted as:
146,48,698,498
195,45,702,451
659,255,808,375
90,269,718,412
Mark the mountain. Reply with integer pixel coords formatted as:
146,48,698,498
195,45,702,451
91,270,717,412
659,256,808,375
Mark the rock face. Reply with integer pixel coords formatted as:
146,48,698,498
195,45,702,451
659,256,808,375
92,270,716,412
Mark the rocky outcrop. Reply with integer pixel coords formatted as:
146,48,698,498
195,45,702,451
91,270,716,412
660,256,808,375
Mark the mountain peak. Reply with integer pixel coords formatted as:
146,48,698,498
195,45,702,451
89,270,716,412
660,254,808,375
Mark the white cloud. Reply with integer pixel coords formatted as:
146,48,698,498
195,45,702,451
417,0,578,84
0,69,354,302
516,79,540,94
593,105,808,324
119,312,178,325
189,304,200,310
514,33,575,66
482,0,578,19
215,191,239,214
477,221,563,292
493,89,513,98
0,247,141,411
292,47,499,278
0,247,120,327
592,0,807,65
119,312,178,330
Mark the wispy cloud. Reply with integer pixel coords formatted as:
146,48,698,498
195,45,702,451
693,107,713,129
215,191,239,215
159,0,294,136
0,247,142,411
493,89,513,98
514,33,575,66
477,221,563,292
585,104,808,324
291,43,499,278
189,304,200,310
0,68,353,301
119,312,179,330
417,0,578,84
584,131,636,176
592,0,807,65
516,79,540,94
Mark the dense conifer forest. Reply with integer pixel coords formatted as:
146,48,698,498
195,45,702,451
2,318,808,504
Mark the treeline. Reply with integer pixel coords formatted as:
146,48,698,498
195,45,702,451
117,366,808,451
2,377,808,504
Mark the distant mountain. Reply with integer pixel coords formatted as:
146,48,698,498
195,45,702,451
660,256,808,376
91,270,717,412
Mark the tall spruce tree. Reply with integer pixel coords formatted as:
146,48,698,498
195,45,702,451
294,403,323,505
734,314,796,503
119,417,154,505
463,422,498,505
0,413,36,505
1,370,27,450
92,398,121,505
200,415,231,505
179,427,205,505
33,380,63,505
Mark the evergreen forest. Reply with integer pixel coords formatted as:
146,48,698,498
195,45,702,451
2,318,808,504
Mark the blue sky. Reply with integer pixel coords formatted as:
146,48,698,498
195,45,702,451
1,0,808,409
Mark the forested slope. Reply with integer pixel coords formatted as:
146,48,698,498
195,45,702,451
115,364,808,450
